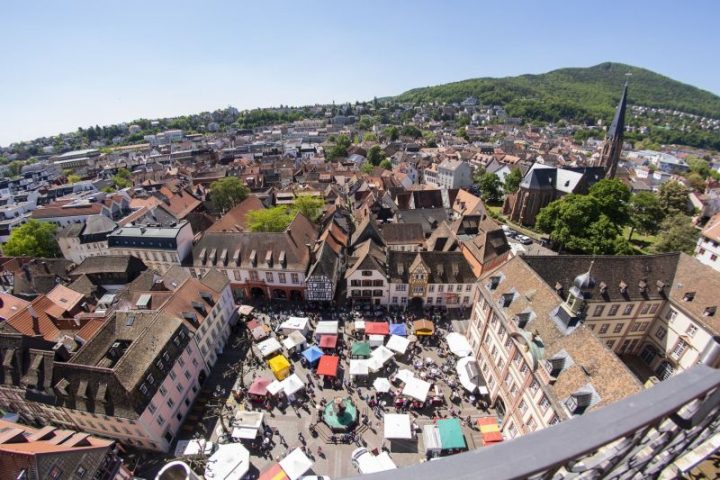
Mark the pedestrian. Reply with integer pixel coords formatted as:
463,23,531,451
317,446,324,457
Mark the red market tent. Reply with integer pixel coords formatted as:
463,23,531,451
365,322,390,336
317,355,340,377
248,377,272,397
319,335,338,349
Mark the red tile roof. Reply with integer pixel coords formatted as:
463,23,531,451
6,296,62,341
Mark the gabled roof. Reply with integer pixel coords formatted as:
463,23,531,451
345,239,386,279
6,295,62,342
351,216,385,247
380,223,425,245
307,241,340,280
206,196,265,233
388,251,475,284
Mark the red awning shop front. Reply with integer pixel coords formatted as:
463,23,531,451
319,335,338,349
317,355,340,377
365,322,390,336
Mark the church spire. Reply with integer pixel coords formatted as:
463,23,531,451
599,82,628,179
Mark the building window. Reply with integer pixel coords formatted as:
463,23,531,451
640,304,651,315
438,284,444,293
167,398,174,409
265,272,273,283
148,402,157,414
157,415,165,426
291,273,299,284
519,400,527,413
539,396,550,410
593,305,605,317
177,384,184,393
599,323,609,334
606,340,615,349
649,304,659,314
631,322,641,332
639,321,650,331
686,324,698,337
613,323,624,334
608,305,619,316
169,371,176,381
427,297,433,304
527,416,537,431
655,327,667,340
623,304,634,316
672,340,688,359
530,380,539,392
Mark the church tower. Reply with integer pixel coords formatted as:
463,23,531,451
599,82,628,179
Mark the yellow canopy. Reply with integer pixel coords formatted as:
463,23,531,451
268,355,291,380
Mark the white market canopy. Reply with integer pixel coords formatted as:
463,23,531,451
267,379,284,396
349,359,370,376
279,447,315,480
257,337,283,357
204,443,250,480
280,373,305,396
174,439,214,457
280,316,310,335
368,346,395,372
384,413,413,440
354,320,366,331
395,369,415,384
373,377,392,393
368,334,385,346
423,424,442,452
315,320,339,337
282,330,307,351
456,356,488,395
446,332,473,357
386,335,410,355
402,377,431,402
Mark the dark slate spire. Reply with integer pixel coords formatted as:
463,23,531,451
600,82,628,179
608,81,628,139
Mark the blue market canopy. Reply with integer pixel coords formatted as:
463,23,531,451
302,346,324,364
389,323,407,336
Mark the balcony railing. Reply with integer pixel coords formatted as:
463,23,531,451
346,364,720,480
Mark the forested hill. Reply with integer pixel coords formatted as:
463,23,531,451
391,62,720,123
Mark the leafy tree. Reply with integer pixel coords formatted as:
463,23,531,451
67,174,82,184
537,194,601,253
686,173,706,192
360,162,375,175
2,220,60,257
653,214,698,254
379,159,392,170
456,128,469,141
366,145,385,166
290,195,324,222
628,191,664,240
247,206,294,232
503,168,523,194
400,125,422,139
658,181,690,216
210,177,250,212
326,135,351,160
383,126,399,142
477,172,503,203
588,179,631,226
363,132,377,142
7,160,24,177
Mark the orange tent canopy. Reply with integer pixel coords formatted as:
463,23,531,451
317,355,340,377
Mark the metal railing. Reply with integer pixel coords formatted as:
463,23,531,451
346,364,720,480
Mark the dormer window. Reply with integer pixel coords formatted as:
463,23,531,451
599,282,607,294
705,306,717,317
192,301,207,315
619,281,628,294
684,292,696,302
489,276,501,290
146,374,155,385
501,293,514,308
656,281,666,293
515,312,531,329
565,391,592,414
638,280,647,293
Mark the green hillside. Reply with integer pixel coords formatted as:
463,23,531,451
392,62,720,123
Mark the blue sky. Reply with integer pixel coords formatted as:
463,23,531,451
1,0,718,146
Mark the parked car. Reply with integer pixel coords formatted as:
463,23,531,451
517,234,533,245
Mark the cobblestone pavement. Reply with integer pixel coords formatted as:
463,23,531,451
201,305,496,479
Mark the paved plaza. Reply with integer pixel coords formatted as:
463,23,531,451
198,303,497,479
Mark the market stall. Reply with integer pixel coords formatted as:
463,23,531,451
248,319,271,341
302,346,324,366
259,463,289,480
368,334,385,348
446,332,472,357
412,319,434,337
477,416,504,447
282,330,307,353
368,346,395,372
278,447,314,480
204,443,250,479
351,341,371,359
315,320,339,339
319,334,338,350
389,323,407,336
317,355,340,378
456,356,488,394
349,359,370,379
256,337,283,358
383,413,415,452
402,377,431,403
248,377,272,401
268,354,291,380
437,418,467,452
373,377,392,393
231,411,265,441
386,334,410,355
279,373,305,399
365,321,390,336
279,316,310,336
